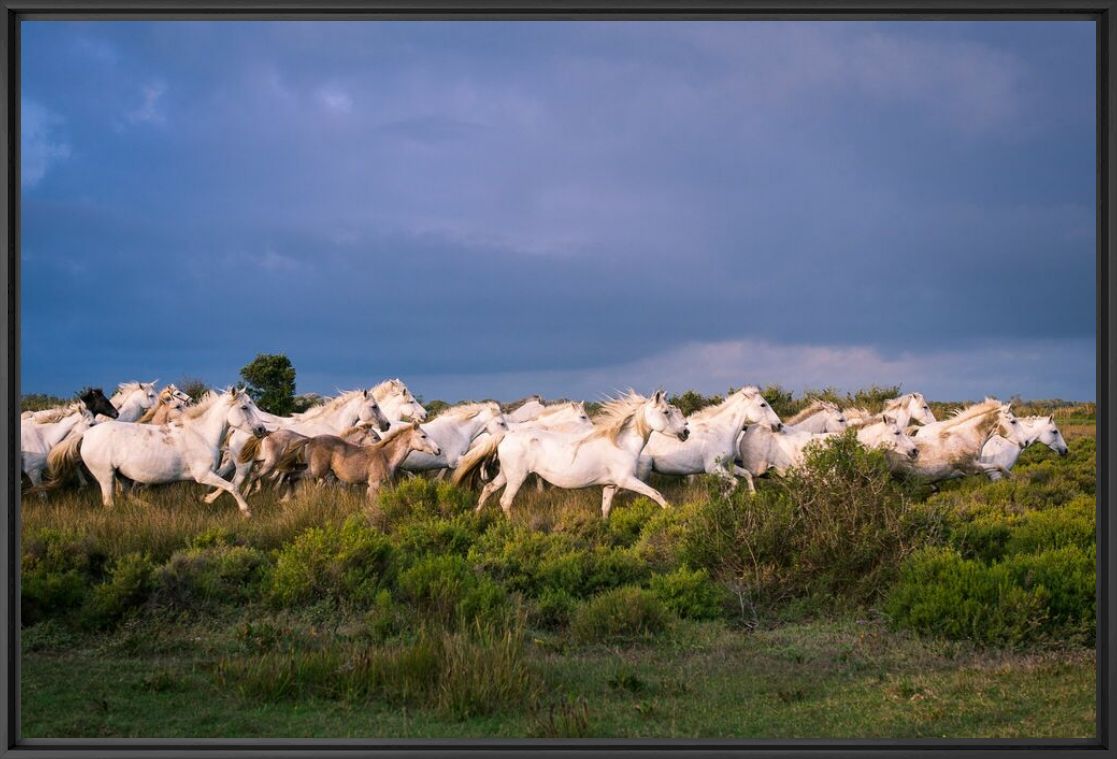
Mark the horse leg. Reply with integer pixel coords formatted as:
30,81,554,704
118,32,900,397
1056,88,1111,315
615,476,670,509
534,475,545,493
600,485,618,519
476,472,506,513
194,470,252,518
497,470,528,516
732,465,757,494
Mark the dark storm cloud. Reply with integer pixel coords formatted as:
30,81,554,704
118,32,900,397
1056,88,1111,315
20,20,1096,400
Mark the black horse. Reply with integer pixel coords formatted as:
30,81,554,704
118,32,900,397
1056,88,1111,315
76,387,118,419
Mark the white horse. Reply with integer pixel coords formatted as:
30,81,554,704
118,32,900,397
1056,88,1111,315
504,395,546,424
905,399,1029,481
105,381,159,422
454,391,689,518
739,414,916,478
978,415,1069,481
50,389,269,516
846,392,935,430
400,402,509,474
370,378,428,427
783,400,848,433
638,386,783,493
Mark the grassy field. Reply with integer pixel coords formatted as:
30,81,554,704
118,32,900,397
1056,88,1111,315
19,407,1097,739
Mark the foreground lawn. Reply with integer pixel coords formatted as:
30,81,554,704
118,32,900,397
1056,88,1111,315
22,616,1095,739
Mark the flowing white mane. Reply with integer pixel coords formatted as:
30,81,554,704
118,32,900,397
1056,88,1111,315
588,392,649,443
441,401,500,421
370,378,411,402
785,400,839,425
181,390,227,420
294,389,366,421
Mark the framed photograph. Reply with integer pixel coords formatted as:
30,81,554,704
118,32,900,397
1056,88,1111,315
3,1,1112,756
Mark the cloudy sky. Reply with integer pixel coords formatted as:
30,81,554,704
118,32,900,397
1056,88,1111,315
21,20,1096,403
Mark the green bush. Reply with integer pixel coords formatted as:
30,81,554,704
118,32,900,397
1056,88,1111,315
676,434,938,611
885,545,1095,646
81,552,156,629
376,479,474,527
21,529,107,626
396,554,509,627
1006,496,1094,557
605,498,660,547
529,587,577,628
649,567,728,620
156,542,271,609
269,515,394,607
569,586,672,643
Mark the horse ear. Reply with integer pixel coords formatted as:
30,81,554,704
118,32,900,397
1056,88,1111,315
411,421,420,429
653,390,665,404
881,413,895,425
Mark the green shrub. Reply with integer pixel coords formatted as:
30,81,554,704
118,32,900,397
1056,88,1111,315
397,554,509,627
529,587,577,628
605,498,660,547
269,515,394,607
649,567,728,620
21,529,107,626
81,552,156,629
392,516,477,558
569,586,672,643
375,479,474,527
885,545,1095,646
156,542,271,609
677,434,938,611
1007,496,1094,556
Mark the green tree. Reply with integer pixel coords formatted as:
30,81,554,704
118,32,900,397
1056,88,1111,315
239,354,297,415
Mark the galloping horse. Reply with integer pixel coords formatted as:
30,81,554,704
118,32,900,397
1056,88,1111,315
454,391,689,518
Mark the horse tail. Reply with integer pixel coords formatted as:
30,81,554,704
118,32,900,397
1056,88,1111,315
45,432,84,484
452,431,505,488
237,434,263,464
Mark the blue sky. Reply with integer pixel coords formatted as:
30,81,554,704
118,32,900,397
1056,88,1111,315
21,20,1096,402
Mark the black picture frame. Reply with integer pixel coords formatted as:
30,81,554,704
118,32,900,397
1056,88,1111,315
1,2,1112,757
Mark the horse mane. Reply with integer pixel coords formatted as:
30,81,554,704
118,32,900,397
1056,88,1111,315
113,381,143,398
534,401,580,418
369,423,415,449
586,392,648,444
181,390,225,420
441,401,499,421
501,395,543,413
295,389,366,421
370,378,409,402
785,400,838,425
930,399,1003,435
30,402,83,423
135,388,177,423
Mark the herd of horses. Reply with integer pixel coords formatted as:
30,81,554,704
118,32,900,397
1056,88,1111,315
20,379,1069,519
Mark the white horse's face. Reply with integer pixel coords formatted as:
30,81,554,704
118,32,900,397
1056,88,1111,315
823,408,848,433
226,391,269,438
358,391,391,432
1032,416,1069,456
167,384,192,405
904,393,936,425
739,390,783,430
997,407,1030,448
645,391,689,440
877,415,919,459
484,415,509,436
574,402,591,425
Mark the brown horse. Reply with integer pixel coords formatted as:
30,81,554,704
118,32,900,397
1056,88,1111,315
301,422,440,500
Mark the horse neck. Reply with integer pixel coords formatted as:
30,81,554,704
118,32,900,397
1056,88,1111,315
380,432,418,470
43,412,86,446
184,401,233,449
615,411,653,456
